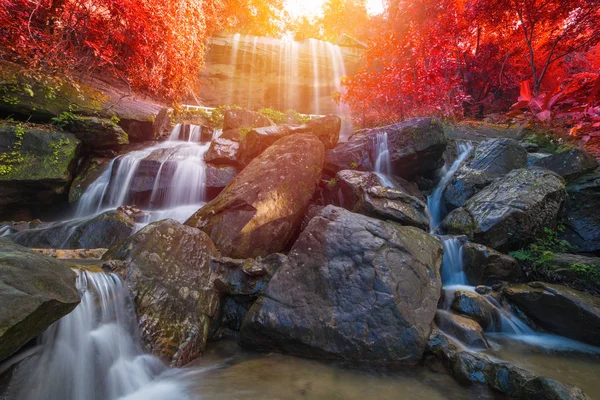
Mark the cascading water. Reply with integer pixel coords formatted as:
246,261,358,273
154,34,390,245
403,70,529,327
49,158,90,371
75,124,213,224
373,131,394,187
427,141,473,230
9,271,189,400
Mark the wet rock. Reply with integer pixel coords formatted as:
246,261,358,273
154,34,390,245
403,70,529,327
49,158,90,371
475,285,491,295
442,120,526,142
32,248,107,259
187,134,324,259
65,116,129,151
462,242,522,285
560,171,600,254
450,290,496,329
102,219,220,366
241,206,444,364
151,107,173,140
7,209,135,249
210,253,287,296
527,152,552,166
223,109,274,131
320,170,429,230
0,240,80,362
504,283,600,347
204,138,242,168
69,157,111,203
434,310,489,349
444,138,527,210
520,141,540,153
297,115,341,149
0,124,81,212
532,149,598,182
542,253,600,294
324,118,447,179
205,164,238,200
118,119,154,143
239,125,293,166
441,168,566,251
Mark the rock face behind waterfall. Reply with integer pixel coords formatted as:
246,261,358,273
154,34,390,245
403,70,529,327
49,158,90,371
324,118,447,178
0,239,80,362
240,206,444,364
102,219,220,366
318,169,429,230
443,138,527,210
187,134,324,259
441,168,566,251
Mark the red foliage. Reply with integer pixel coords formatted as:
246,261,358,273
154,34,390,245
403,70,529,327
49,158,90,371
0,0,229,101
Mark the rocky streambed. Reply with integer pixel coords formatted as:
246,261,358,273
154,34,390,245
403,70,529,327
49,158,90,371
1,106,600,399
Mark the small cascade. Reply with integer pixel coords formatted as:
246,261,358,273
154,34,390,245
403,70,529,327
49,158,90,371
12,271,188,400
440,236,469,287
75,124,213,223
427,141,473,230
373,131,394,187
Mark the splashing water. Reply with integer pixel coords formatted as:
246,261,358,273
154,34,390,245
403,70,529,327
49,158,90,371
373,131,394,187
12,271,190,400
427,141,473,230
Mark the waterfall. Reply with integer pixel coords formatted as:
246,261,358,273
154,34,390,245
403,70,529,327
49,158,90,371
12,271,189,400
427,141,473,230
440,236,469,287
75,124,213,224
373,131,393,187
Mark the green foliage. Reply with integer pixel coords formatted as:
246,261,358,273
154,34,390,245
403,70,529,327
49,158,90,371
521,133,576,153
259,108,286,124
327,178,337,187
110,116,120,126
49,138,72,164
349,161,359,169
239,127,253,138
0,123,26,176
510,226,576,268
51,111,78,128
570,263,600,279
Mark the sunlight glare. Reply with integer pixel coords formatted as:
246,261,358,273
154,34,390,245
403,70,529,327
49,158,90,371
284,0,384,18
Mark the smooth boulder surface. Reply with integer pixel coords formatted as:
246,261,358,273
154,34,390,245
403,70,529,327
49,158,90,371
8,209,135,249
434,310,489,349
205,164,238,200
187,134,324,259
532,149,598,181
450,290,496,329
320,170,429,230
444,138,527,210
560,171,600,254
324,118,447,178
0,124,81,211
504,283,600,347
65,116,129,150
462,242,522,285
441,168,566,251
0,240,80,362
102,219,220,366
295,115,341,149
204,138,242,168
223,109,274,131
241,206,444,364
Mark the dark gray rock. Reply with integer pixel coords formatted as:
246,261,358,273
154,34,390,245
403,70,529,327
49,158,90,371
0,240,80,362
240,206,444,364
450,290,496,329
434,310,489,349
205,164,238,201
444,138,527,210
462,242,523,285
325,118,447,179
151,107,173,140
532,149,598,181
65,116,129,150
441,168,566,251
211,253,286,296
102,219,220,366
69,157,111,203
204,138,242,168
561,171,600,254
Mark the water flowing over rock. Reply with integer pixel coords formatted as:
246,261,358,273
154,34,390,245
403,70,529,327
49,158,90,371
461,242,523,285
240,206,444,364
324,118,447,179
443,138,527,210
504,283,600,347
0,240,79,362
64,116,129,151
560,170,600,254
7,209,135,249
532,149,598,182
441,168,566,251
102,219,220,366
186,134,324,259
450,290,496,329
319,169,429,230
0,124,80,214
68,157,111,203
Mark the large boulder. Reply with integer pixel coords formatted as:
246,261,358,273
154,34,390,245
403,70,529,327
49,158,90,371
441,168,566,251
102,219,220,366
450,290,497,329
504,283,600,347
238,125,293,166
560,171,600,254
7,209,135,249
69,157,111,203
204,138,242,168
444,138,527,210
462,242,523,285
0,123,81,213
294,115,341,149
186,134,324,259
65,116,129,151
205,164,238,201
324,118,447,179
434,310,489,349
223,109,274,131
240,206,444,364
0,240,80,362
532,149,598,182
320,170,429,230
